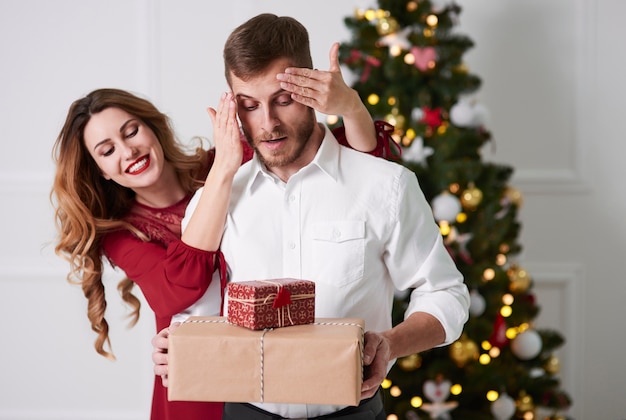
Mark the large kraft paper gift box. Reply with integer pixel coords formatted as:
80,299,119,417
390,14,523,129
168,316,364,406
227,278,315,330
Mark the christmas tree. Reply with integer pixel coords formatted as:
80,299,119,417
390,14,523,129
332,1,572,418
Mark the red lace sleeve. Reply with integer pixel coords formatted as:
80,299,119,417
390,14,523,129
102,229,219,319
331,120,402,161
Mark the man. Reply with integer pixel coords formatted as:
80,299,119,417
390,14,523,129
155,13,469,420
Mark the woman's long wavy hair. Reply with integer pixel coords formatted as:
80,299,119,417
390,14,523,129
51,88,205,359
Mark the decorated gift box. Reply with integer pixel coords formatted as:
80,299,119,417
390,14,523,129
227,278,315,330
168,316,364,406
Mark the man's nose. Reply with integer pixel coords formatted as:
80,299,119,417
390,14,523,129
260,108,280,133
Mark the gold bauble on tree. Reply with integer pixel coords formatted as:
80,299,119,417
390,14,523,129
516,390,535,414
508,264,531,293
544,355,561,375
376,16,399,36
449,334,479,367
460,184,483,210
384,108,406,131
397,353,422,371
505,186,524,207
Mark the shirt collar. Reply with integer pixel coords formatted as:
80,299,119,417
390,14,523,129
245,124,340,193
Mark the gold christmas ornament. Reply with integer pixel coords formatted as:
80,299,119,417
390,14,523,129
376,16,399,36
397,353,422,371
516,390,535,413
452,63,469,74
461,185,483,210
449,335,479,367
384,108,406,130
508,265,531,293
544,355,561,375
505,186,524,207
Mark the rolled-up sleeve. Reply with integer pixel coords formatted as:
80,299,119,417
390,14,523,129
386,170,470,345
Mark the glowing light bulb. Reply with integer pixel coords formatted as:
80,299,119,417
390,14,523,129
367,93,380,105
486,390,499,402
426,14,439,27
364,9,376,21
505,327,518,339
489,347,501,358
439,220,451,236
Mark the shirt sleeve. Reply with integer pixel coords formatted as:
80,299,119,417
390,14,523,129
386,169,470,345
102,229,219,319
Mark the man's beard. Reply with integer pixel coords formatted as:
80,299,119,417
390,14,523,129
242,108,316,169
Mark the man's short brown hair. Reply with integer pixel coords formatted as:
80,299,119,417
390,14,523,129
224,13,313,85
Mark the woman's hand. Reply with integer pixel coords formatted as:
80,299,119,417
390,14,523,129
207,92,242,177
276,42,362,118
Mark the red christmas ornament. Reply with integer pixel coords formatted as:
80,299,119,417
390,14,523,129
489,312,509,348
421,107,442,128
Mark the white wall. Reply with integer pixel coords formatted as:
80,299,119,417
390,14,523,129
1,0,623,418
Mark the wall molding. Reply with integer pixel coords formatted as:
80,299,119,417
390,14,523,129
510,0,596,196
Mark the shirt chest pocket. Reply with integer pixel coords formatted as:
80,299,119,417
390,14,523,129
311,221,365,287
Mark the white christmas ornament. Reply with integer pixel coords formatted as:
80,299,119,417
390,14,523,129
421,378,458,419
432,193,462,222
491,392,516,420
411,107,424,122
450,100,474,127
511,329,542,360
378,27,412,52
529,367,545,378
403,137,433,165
450,98,489,128
469,289,486,317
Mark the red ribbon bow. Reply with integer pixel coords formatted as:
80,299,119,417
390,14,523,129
272,286,292,309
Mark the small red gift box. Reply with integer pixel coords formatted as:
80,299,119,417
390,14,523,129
227,278,315,330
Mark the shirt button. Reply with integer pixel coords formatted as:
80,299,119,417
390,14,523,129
288,241,296,249
332,228,341,239
289,194,296,202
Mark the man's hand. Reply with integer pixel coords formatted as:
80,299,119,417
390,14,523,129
152,322,179,387
361,331,391,400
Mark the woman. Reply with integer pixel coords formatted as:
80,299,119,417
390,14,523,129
51,45,397,420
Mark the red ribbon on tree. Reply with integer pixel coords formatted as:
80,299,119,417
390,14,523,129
489,312,509,348
344,49,381,83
